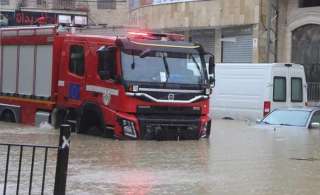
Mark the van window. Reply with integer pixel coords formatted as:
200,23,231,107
69,45,85,76
273,77,286,102
311,111,320,123
291,78,303,102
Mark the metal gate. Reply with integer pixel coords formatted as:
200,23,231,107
292,24,320,101
222,27,253,63
0,125,71,195
190,29,215,55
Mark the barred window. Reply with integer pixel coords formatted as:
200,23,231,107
97,0,116,9
0,0,9,5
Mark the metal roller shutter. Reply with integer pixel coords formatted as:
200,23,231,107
190,29,215,54
222,27,253,63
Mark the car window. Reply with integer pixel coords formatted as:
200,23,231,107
273,77,286,102
291,78,303,102
69,45,85,76
262,110,311,127
311,111,320,123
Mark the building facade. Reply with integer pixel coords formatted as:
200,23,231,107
129,0,320,100
0,0,128,27
129,0,260,63
1,0,319,100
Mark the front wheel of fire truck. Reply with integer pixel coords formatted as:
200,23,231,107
79,103,114,138
0,109,16,123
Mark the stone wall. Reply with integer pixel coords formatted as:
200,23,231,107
88,2,129,26
0,0,18,11
129,0,260,30
279,0,320,62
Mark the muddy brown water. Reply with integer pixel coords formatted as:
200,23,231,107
1,120,320,195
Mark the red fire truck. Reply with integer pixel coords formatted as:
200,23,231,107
0,25,215,140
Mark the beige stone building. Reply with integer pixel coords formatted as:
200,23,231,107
129,0,320,100
1,0,319,100
129,0,319,63
0,0,128,27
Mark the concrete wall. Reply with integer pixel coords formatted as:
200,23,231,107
129,0,261,63
88,2,129,26
0,0,18,11
129,0,260,30
0,0,129,27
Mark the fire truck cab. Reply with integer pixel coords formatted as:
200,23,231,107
0,25,215,140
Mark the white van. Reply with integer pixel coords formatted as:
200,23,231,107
210,63,307,121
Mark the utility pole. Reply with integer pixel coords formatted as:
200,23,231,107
266,0,279,63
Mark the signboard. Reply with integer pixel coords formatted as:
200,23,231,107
58,15,72,24
74,16,87,26
0,11,87,26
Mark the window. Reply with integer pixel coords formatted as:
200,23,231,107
273,77,286,102
0,0,9,5
69,45,85,76
97,45,116,80
299,0,320,7
262,110,311,127
291,78,303,102
97,0,116,9
311,111,320,123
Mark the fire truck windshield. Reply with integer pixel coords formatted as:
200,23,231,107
121,49,204,85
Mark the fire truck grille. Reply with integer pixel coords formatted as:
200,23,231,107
138,115,200,140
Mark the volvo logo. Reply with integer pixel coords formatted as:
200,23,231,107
168,93,175,101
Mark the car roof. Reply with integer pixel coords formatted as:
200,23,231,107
275,107,320,112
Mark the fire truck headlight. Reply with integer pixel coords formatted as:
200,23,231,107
122,119,137,138
205,88,211,95
132,85,139,92
128,84,139,92
201,121,211,138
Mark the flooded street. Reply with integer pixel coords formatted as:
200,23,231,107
1,120,320,195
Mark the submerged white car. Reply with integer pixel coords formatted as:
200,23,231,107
257,107,320,129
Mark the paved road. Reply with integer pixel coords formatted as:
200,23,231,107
1,120,320,195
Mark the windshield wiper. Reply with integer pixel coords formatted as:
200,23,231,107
162,55,170,84
262,121,271,125
278,123,295,126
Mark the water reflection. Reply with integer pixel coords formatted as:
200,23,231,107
1,120,320,195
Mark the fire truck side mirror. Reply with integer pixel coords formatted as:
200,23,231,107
97,46,117,80
208,56,215,75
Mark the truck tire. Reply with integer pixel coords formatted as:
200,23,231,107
79,103,113,138
1,110,16,123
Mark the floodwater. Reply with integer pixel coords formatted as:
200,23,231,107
1,120,320,195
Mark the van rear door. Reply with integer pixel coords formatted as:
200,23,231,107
270,65,288,112
288,65,307,107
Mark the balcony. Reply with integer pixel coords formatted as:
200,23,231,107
51,0,89,11
18,0,89,12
